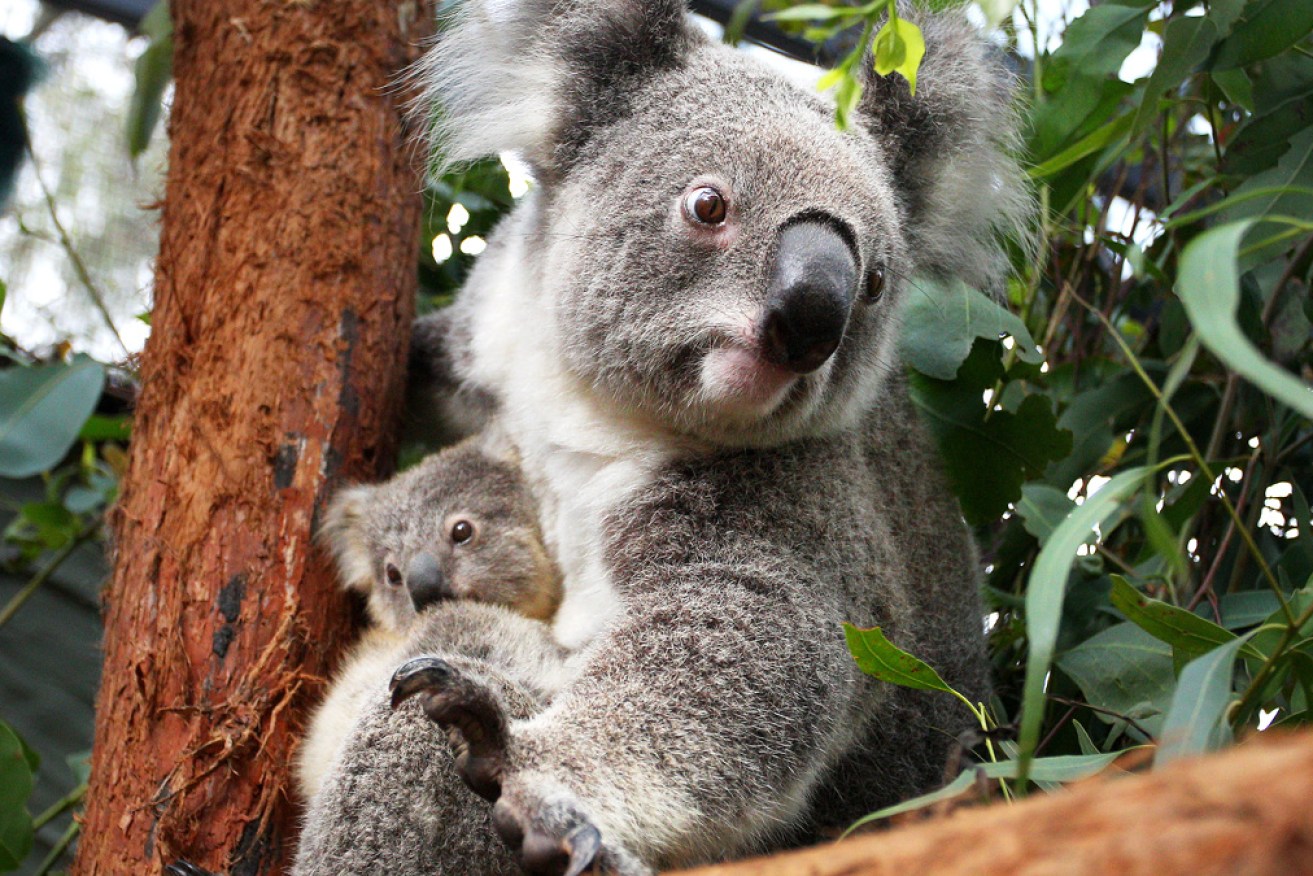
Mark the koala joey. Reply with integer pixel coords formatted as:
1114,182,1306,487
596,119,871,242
315,1,1033,873
296,435,564,801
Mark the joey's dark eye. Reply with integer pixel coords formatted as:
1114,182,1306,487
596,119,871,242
866,266,887,302
684,186,727,225
385,563,403,586
450,520,475,544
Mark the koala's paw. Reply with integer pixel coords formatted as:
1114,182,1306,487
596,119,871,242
492,786,652,876
389,656,510,802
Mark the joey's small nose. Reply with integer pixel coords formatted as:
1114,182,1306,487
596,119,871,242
407,553,451,610
760,221,857,374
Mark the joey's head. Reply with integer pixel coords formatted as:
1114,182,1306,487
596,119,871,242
319,440,560,633
416,1,1030,447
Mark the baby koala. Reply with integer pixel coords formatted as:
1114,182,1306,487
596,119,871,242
296,435,564,800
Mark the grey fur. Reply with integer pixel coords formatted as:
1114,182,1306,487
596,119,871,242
317,435,562,630
293,604,569,876
297,437,565,804
340,2,1030,872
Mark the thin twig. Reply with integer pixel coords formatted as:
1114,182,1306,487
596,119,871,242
1047,696,1155,741
32,782,87,831
32,820,80,876
0,519,102,629
23,134,130,357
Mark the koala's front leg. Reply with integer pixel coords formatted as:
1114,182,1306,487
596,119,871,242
392,657,647,876
394,568,858,873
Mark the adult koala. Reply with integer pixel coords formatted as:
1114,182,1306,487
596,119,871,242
336,1,1028,873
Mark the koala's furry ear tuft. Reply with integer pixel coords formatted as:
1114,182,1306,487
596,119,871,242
319,485,378,594
858,9,1034,295
409,0,698,177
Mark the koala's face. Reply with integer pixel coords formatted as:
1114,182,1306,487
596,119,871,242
320,443,560,633
539,56,906,447
422,2,1027,448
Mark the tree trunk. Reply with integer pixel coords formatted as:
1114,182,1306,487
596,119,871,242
73,0,432,872
674,730,1313,876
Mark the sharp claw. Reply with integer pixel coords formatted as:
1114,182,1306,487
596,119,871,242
519,821,602,876
388,656,455,709
388,655,508,802
563,823,602,876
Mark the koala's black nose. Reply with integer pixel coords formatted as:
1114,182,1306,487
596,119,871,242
407,553,452,610
760,221,858,374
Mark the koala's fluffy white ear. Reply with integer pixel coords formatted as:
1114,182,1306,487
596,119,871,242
858,11,1034,294
318,485,377,594
410,0,696,176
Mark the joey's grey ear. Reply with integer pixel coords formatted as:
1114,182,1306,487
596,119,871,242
411,0,698,176
858,11,1034,293
318,485,377,594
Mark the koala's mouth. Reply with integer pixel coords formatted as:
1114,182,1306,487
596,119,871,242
698,344,799,416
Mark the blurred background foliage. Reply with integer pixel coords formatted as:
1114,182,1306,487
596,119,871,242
0,0,1311,869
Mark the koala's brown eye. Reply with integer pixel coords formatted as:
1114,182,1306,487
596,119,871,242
684,187,727,225
385,563,403,586
866,266,887,302
450,520,475,544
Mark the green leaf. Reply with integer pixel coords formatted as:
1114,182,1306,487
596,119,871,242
1219,126,1313,267
0,360,106,479
764,4,860,22
1155,633,1256,766
844,751,1122,833
1073,719,1100,755
1017,483,1077,546
910,352,1073,525
1212,0,1313,70
126,2,173,159
1177,220,1313,419
874,17,926,93
844,769,978,834
1109,576,1254,669
1029,112,1133,179
843,624,957,695
900,277,1042,380
0,722,35,871
1213,591,1281,630
1132,16,1218,135
1055,621,1177,731
78,413,131,442
1018,467,1152,782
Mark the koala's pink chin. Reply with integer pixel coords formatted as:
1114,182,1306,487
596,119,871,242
699,345,797,417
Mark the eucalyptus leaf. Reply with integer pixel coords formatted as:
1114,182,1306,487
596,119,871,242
0,722,34,871
844,750,1122,834
1132,16,1217,135
1055,621,1176,732
900,277,1042,380
1211,0,1313,69
1109,576,1250,667
843,624,956,695
1155,633,1255,766
0,360,106,479
1017,465,1151,783
1017,483,1077,546
1177,220,1313,418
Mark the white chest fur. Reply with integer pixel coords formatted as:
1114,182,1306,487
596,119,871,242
463,208,684,650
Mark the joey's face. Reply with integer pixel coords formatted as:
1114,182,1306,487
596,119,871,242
541,54,908,447
323,444,561,634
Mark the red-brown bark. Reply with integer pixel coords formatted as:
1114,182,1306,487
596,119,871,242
674,731,1313,876
73,0,432,871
